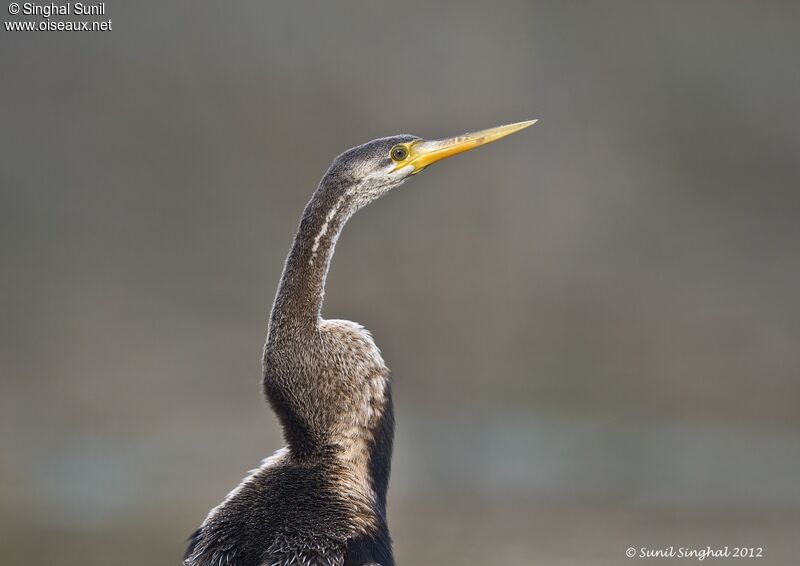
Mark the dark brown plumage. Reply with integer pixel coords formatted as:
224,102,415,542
186,136,414,566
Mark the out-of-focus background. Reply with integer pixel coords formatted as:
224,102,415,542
2,2,799,565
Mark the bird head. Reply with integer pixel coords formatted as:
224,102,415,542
324,120,537,210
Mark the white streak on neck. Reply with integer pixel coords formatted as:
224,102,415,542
309,195,345,265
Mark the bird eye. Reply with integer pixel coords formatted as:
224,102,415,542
390,145,408,161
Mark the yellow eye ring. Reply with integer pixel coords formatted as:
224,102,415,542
390,145,408,161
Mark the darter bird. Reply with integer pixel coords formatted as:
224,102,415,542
184,120,536,566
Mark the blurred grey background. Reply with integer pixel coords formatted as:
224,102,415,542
2,1,799,565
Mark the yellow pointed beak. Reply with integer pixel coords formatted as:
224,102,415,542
399,119,537,174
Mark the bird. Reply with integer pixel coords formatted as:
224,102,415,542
184,120,536,566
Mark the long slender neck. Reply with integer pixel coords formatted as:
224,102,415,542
269,177,355,336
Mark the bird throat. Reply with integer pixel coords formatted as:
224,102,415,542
270,181,355,335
